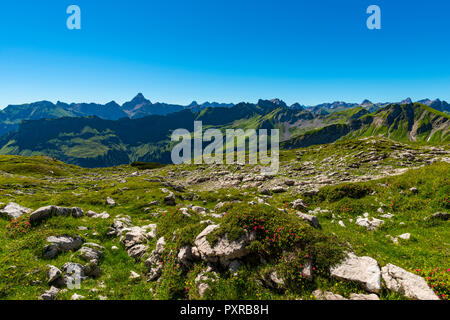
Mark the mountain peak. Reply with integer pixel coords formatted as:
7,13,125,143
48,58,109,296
132,93,149,103
401,97,413,105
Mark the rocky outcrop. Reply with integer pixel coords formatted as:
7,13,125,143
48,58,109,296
79,244,104,262
313,289,347,300
108,215,156,260
349,293,380,300
40,286,60,300
145,237,166,281
296,212,320,228
86,210,110,219
381,264,439,300
330,253,381,293
356,216,384,231
43,235,84,259
193,224,256,266
161,188,176,206
30,206,83,224
291,199,307,210
47,265,62,284
0,202,32,219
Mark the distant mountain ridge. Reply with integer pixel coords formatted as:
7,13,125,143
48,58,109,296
0,99,448,168
2,94,448,137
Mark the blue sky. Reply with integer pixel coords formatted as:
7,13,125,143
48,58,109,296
0,0,449,108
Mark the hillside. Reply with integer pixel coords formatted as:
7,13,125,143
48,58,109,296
0,138,448,300
283,103,450,150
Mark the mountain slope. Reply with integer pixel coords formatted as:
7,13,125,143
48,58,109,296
283,103,450,149
0,101,448,168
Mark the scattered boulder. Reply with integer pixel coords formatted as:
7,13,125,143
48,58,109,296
106,197,116,206
330,252,381,293
356,216,384,231
227,260,242,275
313,289,347,300
194,271,218,298
40,286,60,300
83,260,102,278
47,265,62,284
271,186,287,193
79,246,104,262
145,237,166,281
381,264,439,300
349,293,380,300
193,224,256,266
62,262,87,286
291,199,307,210
398,233,411,240
0,202,32,219
129,271,141,280
86,210,110,219
191,206,206,214
71,293,85,300
178,245,194,267
161,188,176,206
301,260,313,280
409,187,418,193
30,206,83,224
44,235,84,259
427,212,449,221
296,212,320,228
128,244,148,259
264,271,285,289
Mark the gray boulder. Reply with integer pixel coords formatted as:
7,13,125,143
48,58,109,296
40,286,60,300
296,212,320,228
30,206,83,224
44,235,84,259
47,265,62,283
79,246,104,262
193,224,256,266
0,202,32,219
330,252,381,293
381,264,439,300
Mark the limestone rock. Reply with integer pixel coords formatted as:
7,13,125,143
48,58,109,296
30,206,83,224
296,212,320,228
193,224,255,265
0,202,32,219
79,246,104,262
44,235,84,259
330,252,381,293
349,293,380,300
47,265,62,283
106,197,116,206
291,199,307,210
356,216,384,231
381,264,439,300
313,289,347,300
40,286,60,300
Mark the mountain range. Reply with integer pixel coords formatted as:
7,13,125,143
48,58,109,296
2,93,448,137
0,96,448,168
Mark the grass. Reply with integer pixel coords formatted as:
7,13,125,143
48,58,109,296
0,139,448,300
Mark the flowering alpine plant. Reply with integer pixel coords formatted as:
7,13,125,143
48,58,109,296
6,216,32,237
415,267,450,300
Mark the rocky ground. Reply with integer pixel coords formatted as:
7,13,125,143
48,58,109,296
0,137,448,300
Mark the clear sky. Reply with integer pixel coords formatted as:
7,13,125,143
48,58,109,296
0,0,449,108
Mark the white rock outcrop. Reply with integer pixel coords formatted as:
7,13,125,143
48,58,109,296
330,252,381,293
381,264,439,300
